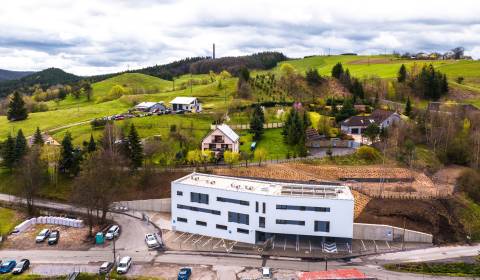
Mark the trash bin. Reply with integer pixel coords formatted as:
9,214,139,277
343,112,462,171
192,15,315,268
95,232,105,245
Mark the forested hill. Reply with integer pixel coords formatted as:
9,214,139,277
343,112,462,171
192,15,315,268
0,69,35,82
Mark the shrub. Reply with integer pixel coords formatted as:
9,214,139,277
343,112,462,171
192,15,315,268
457,169,480,204
355,146,381,162
119,95,141,106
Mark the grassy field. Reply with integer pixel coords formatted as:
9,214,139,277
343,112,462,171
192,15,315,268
384,262,480,277
0,207,22,236
239,128,291,159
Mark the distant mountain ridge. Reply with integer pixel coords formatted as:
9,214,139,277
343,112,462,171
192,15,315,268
0,69,35,82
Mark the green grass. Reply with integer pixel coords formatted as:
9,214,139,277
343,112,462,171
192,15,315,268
239,128,291,159
457,195,480,241
0,207,22,236
92,73,172,99
0,275,62,280
384,262,480,277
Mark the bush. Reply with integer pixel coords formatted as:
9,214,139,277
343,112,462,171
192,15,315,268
119,95,141,106
356,146,381,162
90,118,109,129
457,169,480,203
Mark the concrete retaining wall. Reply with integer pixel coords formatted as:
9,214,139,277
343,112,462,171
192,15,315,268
353,222,432,243
113,198,171,212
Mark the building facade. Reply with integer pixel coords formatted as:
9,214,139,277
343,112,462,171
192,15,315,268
171,173,354,244
340,109,401,135
170,97,202,112
201,124,240,153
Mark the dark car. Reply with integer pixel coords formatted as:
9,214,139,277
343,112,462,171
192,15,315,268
178,267,191,280
48,230,60,245
0,260,17,274
12,259,30,275
99,261,114,274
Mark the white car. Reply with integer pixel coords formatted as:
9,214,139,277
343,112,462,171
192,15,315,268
145,233,159,248
116,256,132,274
105,225,120,240
35,229,50,243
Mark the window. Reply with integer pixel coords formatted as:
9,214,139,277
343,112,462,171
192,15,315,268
216,224,227,230
177,217,187,223
209,144,216,150
276,205,330,212
259,217,265,228
237,228,249,234
196,220,207,226
176,191,183,196
255,201,259,213
262,202,266,214
191,192,209,204
228,211,249,225
177,204,220,215
214,135,223,143
217,197,249,206
276,219,305,226
314,221,330,232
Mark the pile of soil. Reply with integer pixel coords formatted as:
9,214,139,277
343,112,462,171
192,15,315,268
356,198,467,244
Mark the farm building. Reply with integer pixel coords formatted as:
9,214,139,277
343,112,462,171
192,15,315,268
340,109,401,135
171,173,354,245
135,101,168,113
201,124,240,153
170,97,202,113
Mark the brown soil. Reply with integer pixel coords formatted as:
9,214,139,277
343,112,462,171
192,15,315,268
356,198,466,244
320,79,352,99
3,224,100,250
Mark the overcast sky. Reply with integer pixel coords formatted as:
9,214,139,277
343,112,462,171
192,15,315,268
0,0,479,75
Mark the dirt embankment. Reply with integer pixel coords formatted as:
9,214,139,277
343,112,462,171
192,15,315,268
356,198,466,244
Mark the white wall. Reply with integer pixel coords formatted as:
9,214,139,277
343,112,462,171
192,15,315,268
171,182,354,244
201,129,239,152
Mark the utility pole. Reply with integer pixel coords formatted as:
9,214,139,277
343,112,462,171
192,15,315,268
213,43,216,59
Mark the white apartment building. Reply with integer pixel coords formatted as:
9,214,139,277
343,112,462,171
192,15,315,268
171,173,354,244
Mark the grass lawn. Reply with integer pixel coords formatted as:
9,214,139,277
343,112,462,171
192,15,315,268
0,207,22,236
239,128,291,160
384,262,480,277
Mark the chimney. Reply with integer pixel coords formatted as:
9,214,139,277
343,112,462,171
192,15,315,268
213,43,215,59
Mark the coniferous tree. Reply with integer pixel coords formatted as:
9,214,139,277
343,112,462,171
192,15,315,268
2,134,16,169
15,129,28,163
397,64,407,83
59,132,81,176
7,91,28,121
250,104,265,141
351,78,365,99
32,127,44,146
404,96,412,117
87,134,96,153
125,124,143,170
331,62,344,79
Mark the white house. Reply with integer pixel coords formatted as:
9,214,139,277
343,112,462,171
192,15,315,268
340,109,401,135
28,133,60,146
135,101,168,113
170,97,201,113
201,124,240,153
171,173,354,245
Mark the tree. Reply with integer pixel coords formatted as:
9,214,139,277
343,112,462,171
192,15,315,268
335,99,356,122
1,134,16,170
15,129,28,163
223,151,240,168
254,148,268,165
16,148,47,215
124,124,143,170
404,97,412,117
305,68,323,87
331,62,344,79
81,81,93,101
397,64,407,83
451,46,464,59
41,145,61,187
187,149,202,167
7,91,28,121
86,134,96,153
33,127,44,146
457,169,480,203
364,124,380,143
280,63,295,77
350,78,364,99
250,104,265,141
59,132,81,176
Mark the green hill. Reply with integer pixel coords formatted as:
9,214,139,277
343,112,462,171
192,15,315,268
92,73,173,98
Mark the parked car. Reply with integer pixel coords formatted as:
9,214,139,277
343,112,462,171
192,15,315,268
98,261,114,274
261,267,272,278
145,233,159,248
35,229,51,243
116,256,132,274
178,267,192,280
0,260,17,274
105,225,120,240
48,230,60,245
12,259,30,275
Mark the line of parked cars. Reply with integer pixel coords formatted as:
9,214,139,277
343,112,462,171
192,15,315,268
0,259,30,275
35,229,60,245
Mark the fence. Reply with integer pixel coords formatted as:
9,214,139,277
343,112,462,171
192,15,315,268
353,222,433,243
211,122,283,130
113,198,171,212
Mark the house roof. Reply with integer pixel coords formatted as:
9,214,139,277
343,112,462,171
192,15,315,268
305,127,324,141
369,109,396,123
216,124,240,142
170,97,197,105
135,102,161,108
341,109,396,127
298,269,368,280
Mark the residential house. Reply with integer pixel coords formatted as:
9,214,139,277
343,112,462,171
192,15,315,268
28,133,60,146
340,109,401,135
170,97,202,113
201,124,239,153
134,101,168,113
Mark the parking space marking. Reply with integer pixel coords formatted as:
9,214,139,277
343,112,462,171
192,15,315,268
213,238,223,249
183,233,196,244
163,231,176,242
202,237,213,247
386,240,391,249
373,240,378,252
173,232,187,242
283,238,287,251
193,235,205,245
360,239,367,251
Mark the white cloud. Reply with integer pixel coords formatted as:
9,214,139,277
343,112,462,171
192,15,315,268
0,0,478,75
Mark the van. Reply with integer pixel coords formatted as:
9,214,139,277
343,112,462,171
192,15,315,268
116,256,132,274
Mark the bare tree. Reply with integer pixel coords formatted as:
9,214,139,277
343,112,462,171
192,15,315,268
16,147,47,215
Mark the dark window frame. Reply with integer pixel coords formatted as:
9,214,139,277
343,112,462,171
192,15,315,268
276,219,305,226
190,192,209,204
177,204,220,215
237,228,249,234
177,217,187,223
196,220,207,226
216,224,228,230
176,191,183,196
217,197,249,206
276,204,330,212
228,211,249,225
314,221,330,232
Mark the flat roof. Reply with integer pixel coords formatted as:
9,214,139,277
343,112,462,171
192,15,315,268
174,173,354,200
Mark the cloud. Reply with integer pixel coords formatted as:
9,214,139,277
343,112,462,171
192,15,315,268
0,0,478,75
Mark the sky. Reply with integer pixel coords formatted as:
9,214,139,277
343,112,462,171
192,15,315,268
0,0,479,76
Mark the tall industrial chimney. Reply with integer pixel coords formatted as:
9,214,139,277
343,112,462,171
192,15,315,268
213,43,215,59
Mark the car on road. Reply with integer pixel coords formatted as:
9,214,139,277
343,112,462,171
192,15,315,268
261,267,272,278
116,256,132,274
105,225,120,240
99,261,114,274
145,233,160,248
48,230,60,245
0,260,17,274
178,267,192,280
12,259,30,275
35,229,51,243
